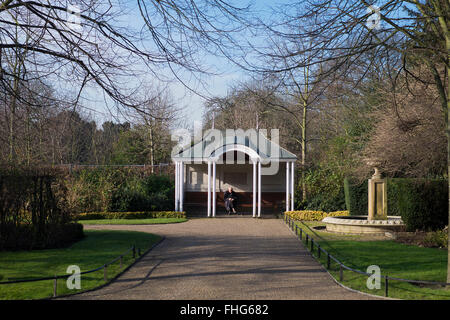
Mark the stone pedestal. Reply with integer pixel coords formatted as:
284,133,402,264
368,177,387,221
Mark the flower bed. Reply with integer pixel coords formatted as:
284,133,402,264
284,210,349,221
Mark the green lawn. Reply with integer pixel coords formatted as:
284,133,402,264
79,218,187,225
292,221,450,300
0,230,161,300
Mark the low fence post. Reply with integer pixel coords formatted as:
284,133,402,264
385,276,389,297
53,276,57,297
327,253,330,269
299,228,302,240
132,246,136,259
339,264,343,282
305,234,308,246
310,239,314,251
318,245,321,258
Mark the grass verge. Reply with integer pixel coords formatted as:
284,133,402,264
290,220,449,300
79,218,187,225
0,230,161,299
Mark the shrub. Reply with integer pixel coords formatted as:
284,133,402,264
76,211,186,220
67,168,174,213
423,228,448,248
285,210,349,221
390,178,448,231
298,168,347,212
343,177,368,215
303,189,346,212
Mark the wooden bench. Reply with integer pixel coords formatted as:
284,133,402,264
184,191,285,209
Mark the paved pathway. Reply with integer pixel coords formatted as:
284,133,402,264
68,218,375,300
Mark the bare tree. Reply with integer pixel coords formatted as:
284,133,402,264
123,85,179,167
363,65,447,177
0,0,253,115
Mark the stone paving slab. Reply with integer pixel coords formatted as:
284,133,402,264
67,218,377,300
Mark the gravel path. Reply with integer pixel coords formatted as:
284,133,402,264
68,218,376,300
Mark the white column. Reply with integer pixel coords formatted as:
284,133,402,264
258,161,261,217
212,161,216,217
207,161,211,217
252,160,257,217
178,162,181,212
180,162,184,212
286,162,290,212
291,162,295,211
175,162,179,211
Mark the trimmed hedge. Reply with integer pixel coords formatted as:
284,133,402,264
344,177,448,231
388,179,448,231
285,210,349,221
343,177,367,216
0,167,84,250
77,211,186,220
1,223,84,250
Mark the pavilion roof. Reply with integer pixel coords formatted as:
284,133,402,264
172,129,297,162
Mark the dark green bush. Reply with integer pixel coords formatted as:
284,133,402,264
296,167,346,212
343,177,368,215
303,189,346,212
389,178,448,231
0,223,84,250
0,167,83,250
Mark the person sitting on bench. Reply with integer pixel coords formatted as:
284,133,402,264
224,187,238,215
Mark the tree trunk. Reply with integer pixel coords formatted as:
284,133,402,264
8,97,15,163
8,75,19,163
149,125,154,173
302,100,307,201
447,58,450,284
25,107,31,166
